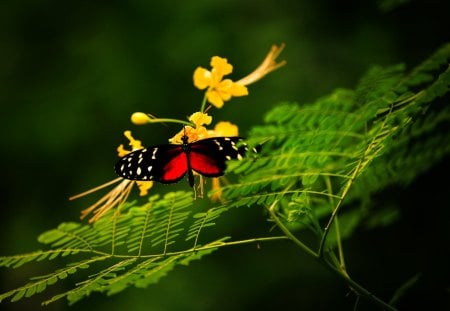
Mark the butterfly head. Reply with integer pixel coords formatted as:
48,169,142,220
181,134,189,145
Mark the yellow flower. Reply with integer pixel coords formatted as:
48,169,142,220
168,112,241,145
71,131,153,223
169,125,209,144
193,44,286,109
136,180,152,196
189,111,212,127
168,112,213,144
194,56,248,108
117,130,143,156
130,112,153,125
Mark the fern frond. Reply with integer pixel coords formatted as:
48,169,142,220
43,244,219,305
0,191,224,305
125,192,193,254
44,256,137,305
186,206,230,245
0,256,108,303
0,249,97,268
222,43,450,239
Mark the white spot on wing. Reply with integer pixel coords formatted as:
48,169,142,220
151,148,158,160
214,139,223,150
148,166,153,172
136,167,142,175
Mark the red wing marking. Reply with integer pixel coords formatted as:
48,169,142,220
189,151,224,177
161,151,188,183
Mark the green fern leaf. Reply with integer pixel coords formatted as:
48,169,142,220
186,206,229,245
0,256,108,303
221,43,450,242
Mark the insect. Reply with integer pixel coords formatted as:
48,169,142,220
115,135,257,187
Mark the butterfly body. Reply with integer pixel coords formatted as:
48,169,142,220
115,135,250,187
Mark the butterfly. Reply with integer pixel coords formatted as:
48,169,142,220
114,135,257,187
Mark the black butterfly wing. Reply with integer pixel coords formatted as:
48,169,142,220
114,144,188,183
189,137,247,177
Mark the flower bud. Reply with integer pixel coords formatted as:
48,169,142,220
131,112,152,125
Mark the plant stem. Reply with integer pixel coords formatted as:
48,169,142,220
267,200,398,311
324,176,346,271
318,159,362,257
145,118,192,126
200,92,208,113
324,261,399,311
265,201,318,258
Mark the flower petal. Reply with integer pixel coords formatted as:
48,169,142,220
189,112,212,127
193,67,212,89
229,83,248,96
124,131,143,150
117,144,129,157
169,125,209,143
210,56,233,76
136,181,153,196
213,121,239,136
206,90,225,108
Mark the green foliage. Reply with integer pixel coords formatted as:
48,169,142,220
1,43,449,307
222,43,450,226
0,192,225,305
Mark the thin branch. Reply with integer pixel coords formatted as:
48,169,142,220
319,158,362,257
323,176,347,273
265,201,319,258
106,236,290,259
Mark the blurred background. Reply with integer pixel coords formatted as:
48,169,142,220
1,0,449,310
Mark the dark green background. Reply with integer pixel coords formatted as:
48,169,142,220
1,0,449,310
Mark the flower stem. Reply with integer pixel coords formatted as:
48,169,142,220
200,92,208,113
146,118,192,126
